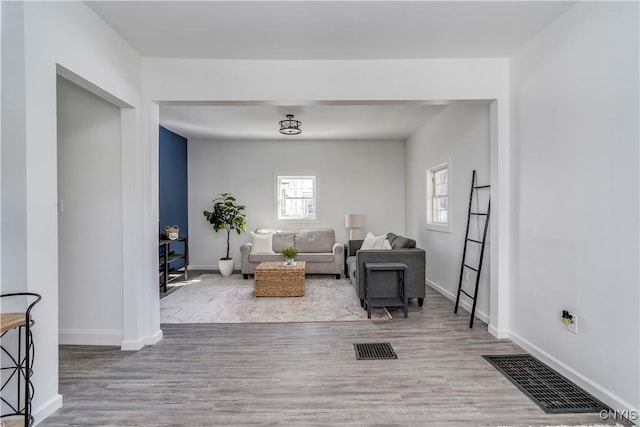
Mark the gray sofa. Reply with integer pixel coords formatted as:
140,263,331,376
346,233,426,307
240,228,344,279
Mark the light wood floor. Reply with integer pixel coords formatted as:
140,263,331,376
41,286,627,426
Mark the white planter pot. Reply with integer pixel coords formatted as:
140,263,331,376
218,259,234,276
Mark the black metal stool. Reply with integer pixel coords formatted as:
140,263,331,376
364,262,408,319
1,292,41,427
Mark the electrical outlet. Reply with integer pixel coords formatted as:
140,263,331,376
567,315,578,334
464,270,469,281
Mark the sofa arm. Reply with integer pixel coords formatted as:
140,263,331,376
332,242,344,257
332,242,345,276
240,243,252,275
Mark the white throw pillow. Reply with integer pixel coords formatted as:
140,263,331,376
379,238,392,250
250,231,275,254
361,232,391,250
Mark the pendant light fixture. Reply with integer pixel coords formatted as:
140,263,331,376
279,114,302,135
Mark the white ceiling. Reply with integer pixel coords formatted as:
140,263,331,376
160,102,452,141
86,1,574,60
86,1,575,140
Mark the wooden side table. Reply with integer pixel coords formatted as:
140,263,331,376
364,262,408,319
1,292,41,427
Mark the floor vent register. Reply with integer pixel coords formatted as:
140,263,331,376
353,343,398,360
483,354,608,414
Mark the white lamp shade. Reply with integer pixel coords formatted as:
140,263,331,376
345,214,366,228
345,214,366,239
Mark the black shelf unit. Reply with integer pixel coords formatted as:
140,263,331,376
159,236,188,292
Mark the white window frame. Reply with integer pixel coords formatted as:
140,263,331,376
276,175,317,222
426,160,452,233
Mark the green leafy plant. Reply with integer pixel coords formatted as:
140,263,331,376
203,193,247,260
280,246,299,261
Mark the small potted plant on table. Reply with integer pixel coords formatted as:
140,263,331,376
281,246,299,266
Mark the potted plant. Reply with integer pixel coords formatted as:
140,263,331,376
203,193,247,276
280,246,299,266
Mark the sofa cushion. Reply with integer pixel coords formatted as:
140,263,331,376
247,252,335,264
250,231,275,254
296,253,335,263
254,229,294,252
386,232,399,245
294,229,334,253
273,231,295,252
346,256,357,280
248,253,282,263
391,236,416,249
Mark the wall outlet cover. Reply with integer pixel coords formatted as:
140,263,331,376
567,316,578,334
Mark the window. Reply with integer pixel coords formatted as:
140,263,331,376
277,176,316,220
426,162,452,232
432,167,449,223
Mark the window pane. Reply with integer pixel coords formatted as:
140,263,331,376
427,164,450,229
435,182,448,197
281,178,313,198
278,176,316,219
433,196,448,223
434,169,448,196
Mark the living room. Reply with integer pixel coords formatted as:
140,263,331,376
1,1,638,426
154,101,489,324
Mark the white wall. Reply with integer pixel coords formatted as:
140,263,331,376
510,2,639,414
1,1,145,422
57,76,124,345
144,58,509,102
1,1,27,300
406,103,491,321
188,138,405,268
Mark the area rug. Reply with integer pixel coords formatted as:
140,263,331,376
160,274,391,324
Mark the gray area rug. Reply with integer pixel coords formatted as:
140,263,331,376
160,274,391,324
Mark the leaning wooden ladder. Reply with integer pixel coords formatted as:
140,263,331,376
454,170,490,328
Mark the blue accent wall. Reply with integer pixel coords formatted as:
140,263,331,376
159,127,188,265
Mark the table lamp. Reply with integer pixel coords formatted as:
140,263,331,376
345,214,366,240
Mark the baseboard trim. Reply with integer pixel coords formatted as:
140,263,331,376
509,330,639,422
426,278,490,324
59,329,123,346
122,330,163,350
188,264,217,270
188,265,240,273
121,336,145,351
488,324,509,339
33,393,63,425
145,329,163,346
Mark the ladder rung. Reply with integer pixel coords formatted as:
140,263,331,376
467,238,483,244
464,264,478,272
470,212,487,216
459,289,474,299
474,185,490,189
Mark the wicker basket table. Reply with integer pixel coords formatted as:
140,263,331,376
254,261,306,297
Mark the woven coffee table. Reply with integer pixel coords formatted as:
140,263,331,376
254,261,306,297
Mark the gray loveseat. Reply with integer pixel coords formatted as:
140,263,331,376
240,228,344,279
346,233,426,307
